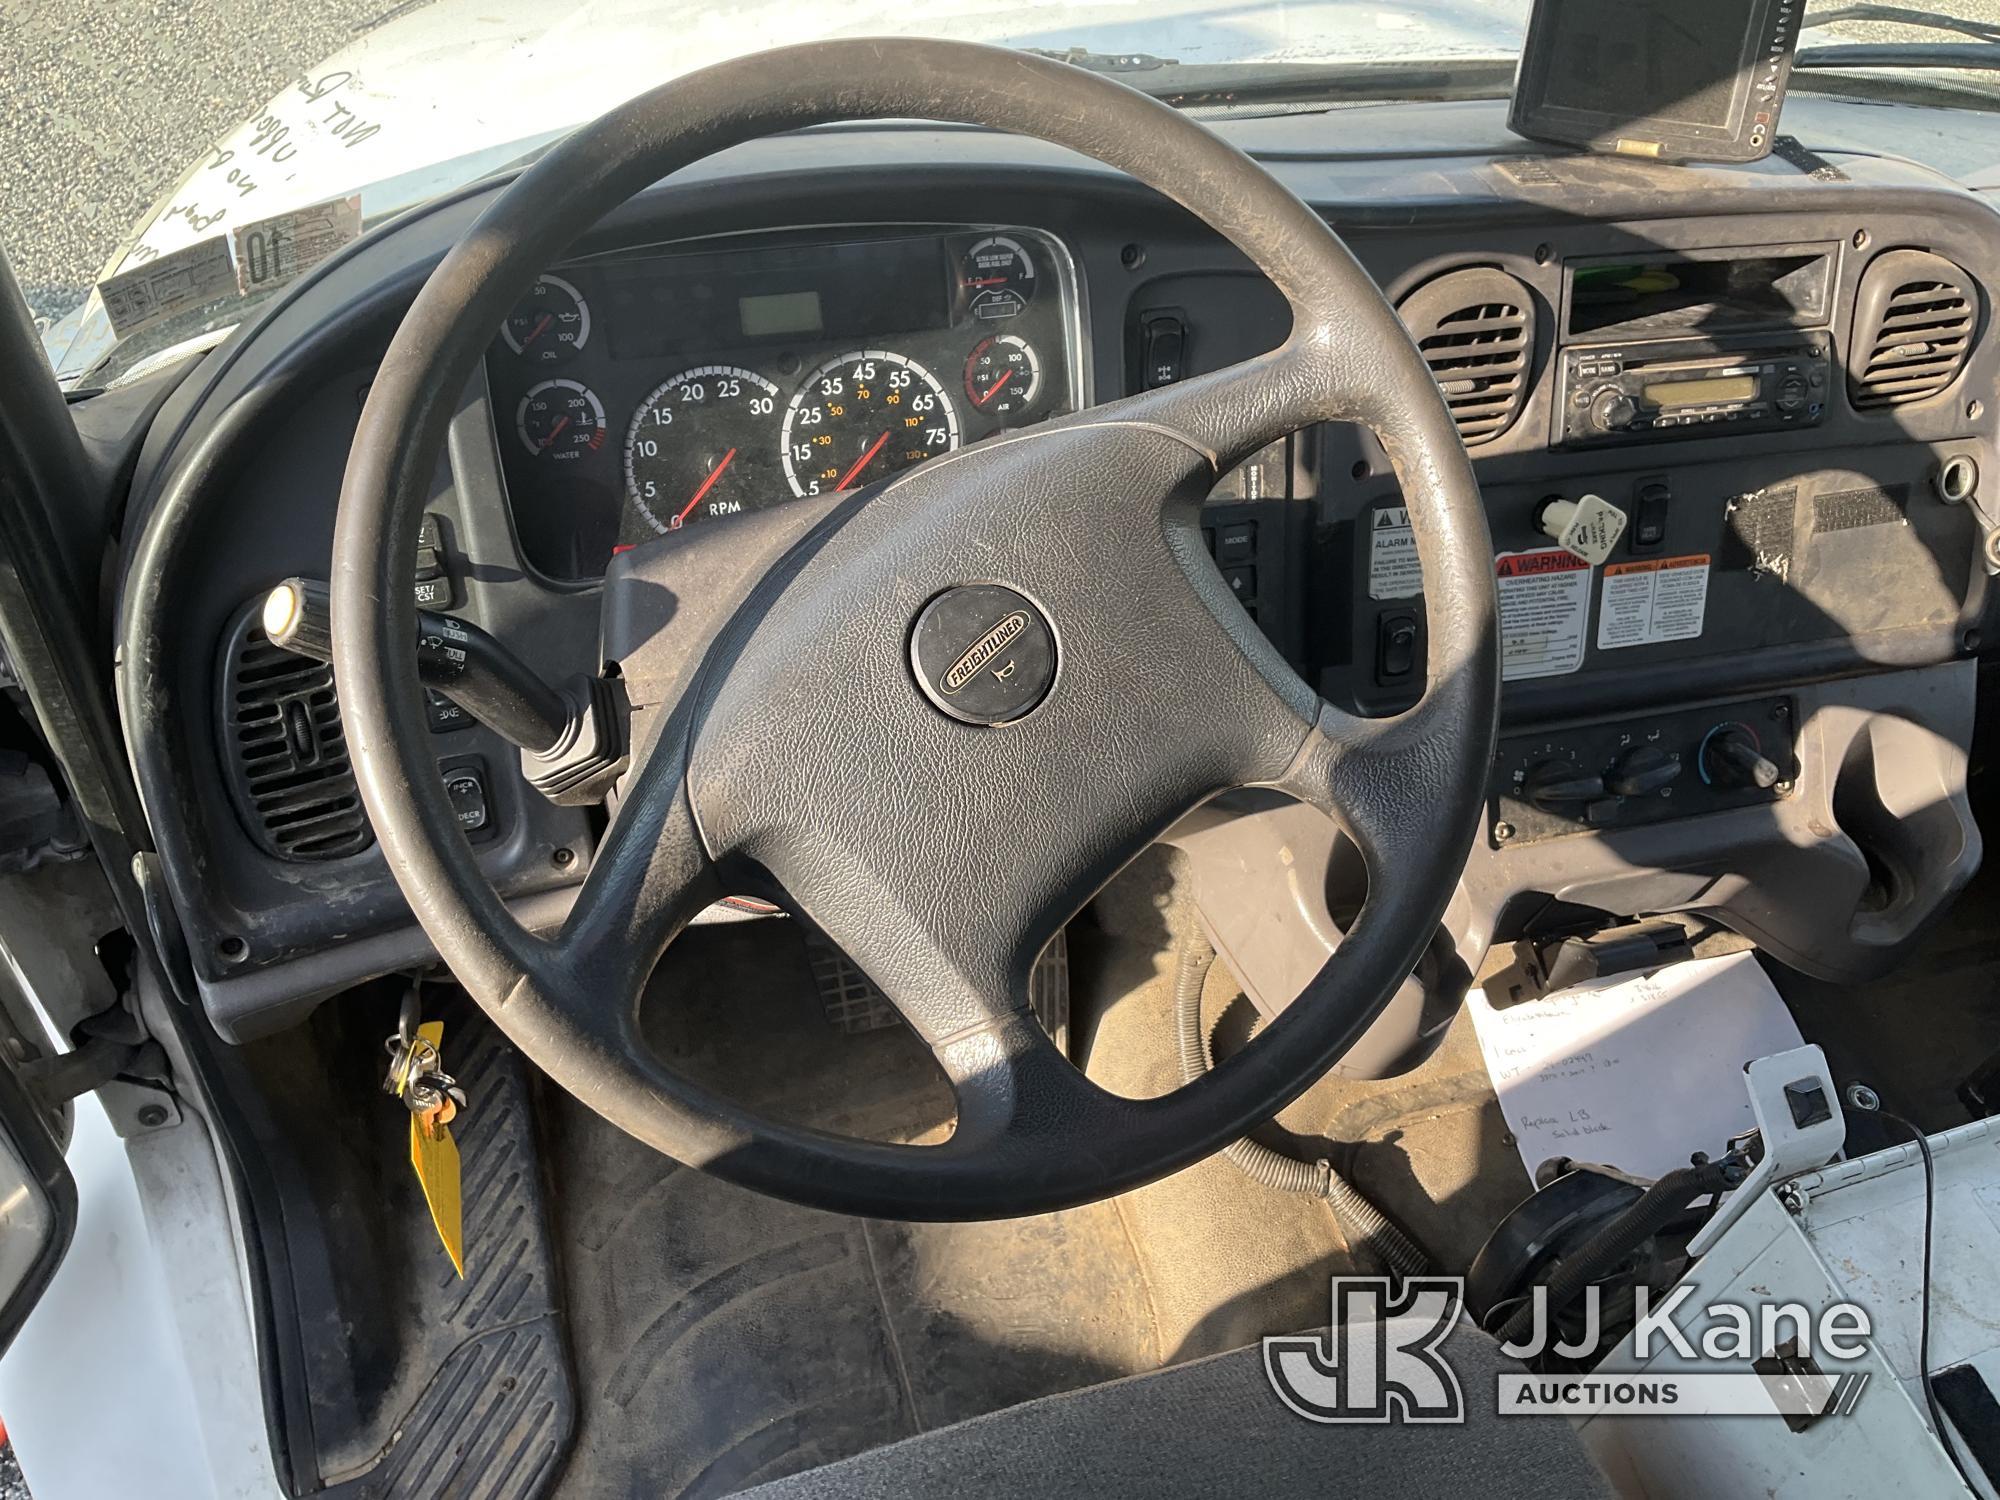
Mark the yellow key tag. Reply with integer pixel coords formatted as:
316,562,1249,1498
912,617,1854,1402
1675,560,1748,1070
398,1021,466,1278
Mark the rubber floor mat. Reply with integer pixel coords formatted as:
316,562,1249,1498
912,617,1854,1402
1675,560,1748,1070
526,896,1367,1496
541,1097,1155,1500
323,1001,574,1500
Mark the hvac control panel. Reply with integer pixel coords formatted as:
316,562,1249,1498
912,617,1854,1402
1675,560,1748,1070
1489,695,1798,847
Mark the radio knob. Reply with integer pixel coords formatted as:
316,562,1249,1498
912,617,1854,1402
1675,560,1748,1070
1588,387,1637,433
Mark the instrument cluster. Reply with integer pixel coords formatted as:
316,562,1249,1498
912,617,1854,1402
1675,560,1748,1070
486,228,1079,579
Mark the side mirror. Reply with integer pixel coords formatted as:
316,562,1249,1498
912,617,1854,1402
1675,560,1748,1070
0,1052,74,1357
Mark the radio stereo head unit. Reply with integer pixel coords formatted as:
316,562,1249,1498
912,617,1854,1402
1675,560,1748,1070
1556,338,1831,447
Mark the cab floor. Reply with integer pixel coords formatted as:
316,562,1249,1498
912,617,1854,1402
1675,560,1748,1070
542,892,1366,1498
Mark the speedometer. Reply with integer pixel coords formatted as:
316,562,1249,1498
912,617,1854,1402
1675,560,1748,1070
624,366,783,533
781,351,960,498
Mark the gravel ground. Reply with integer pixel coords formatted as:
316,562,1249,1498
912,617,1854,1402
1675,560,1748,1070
5,1,2000,338
0,0,402,329
0,1446,22,1500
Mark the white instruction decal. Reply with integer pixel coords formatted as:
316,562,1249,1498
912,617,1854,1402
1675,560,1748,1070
97,237,238,339
1367,505,1423,600
230,194,362,295
1597,554,1711,650
1496,549,1592,680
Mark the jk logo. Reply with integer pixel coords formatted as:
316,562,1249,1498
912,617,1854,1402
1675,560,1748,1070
1263,1278,1467,1424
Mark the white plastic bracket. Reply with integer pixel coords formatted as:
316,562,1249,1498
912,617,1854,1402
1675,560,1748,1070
1688,1042,1847,1257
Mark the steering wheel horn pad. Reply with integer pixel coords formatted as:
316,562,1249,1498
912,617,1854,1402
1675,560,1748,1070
909,583,1058,726
331,38,1499,1220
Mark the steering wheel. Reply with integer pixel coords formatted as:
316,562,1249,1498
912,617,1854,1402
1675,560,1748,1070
332,38,1499,1220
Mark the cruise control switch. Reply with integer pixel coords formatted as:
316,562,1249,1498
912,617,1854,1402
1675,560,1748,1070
261,578,627,805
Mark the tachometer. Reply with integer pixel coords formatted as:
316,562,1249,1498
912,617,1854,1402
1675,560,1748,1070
781,351,959,498
624,366,783,532
516,379,606,461
501,273,590,365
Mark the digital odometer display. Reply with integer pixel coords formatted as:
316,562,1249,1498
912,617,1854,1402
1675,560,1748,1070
600,238,950,360
739,290,823,338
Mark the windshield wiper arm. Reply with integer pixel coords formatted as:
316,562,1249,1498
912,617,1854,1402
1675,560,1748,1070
1024,54,1517,109
1797,4,2000,71
1021,47,1179,74
1796,42,2000,72
1802,5,2000,45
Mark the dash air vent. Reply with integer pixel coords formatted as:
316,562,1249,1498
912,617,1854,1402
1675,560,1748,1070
1398,268,1535,447
1849,250,1977,411
222,617,372,862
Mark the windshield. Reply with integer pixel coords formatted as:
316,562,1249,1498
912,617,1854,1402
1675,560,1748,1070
9,0,1997,388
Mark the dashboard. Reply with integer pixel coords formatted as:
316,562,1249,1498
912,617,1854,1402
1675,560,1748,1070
486,228,1081,579
107,96,2000,1041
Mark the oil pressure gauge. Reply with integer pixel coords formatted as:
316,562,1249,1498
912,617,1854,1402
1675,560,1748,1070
501,273,591,365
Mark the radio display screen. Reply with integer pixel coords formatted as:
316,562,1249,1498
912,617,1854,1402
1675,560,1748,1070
1646,375,1757,408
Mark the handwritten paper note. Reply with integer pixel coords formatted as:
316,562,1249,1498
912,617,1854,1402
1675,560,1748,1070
1469,951,1804,1182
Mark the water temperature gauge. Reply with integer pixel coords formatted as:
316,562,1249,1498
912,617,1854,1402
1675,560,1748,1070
515,379,606,461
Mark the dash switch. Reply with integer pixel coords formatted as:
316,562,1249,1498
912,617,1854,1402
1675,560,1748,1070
1376,610,1420,682
1141,314,1186,389
1632,482,1671,553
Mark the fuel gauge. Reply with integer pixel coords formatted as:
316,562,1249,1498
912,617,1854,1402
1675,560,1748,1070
960,235,1037,320
964,334,1043,419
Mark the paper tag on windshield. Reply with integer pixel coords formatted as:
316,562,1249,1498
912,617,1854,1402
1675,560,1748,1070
97,238,239,340
230,195,362,295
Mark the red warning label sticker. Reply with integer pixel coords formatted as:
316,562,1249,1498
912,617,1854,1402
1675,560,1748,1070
1495,548,1592,681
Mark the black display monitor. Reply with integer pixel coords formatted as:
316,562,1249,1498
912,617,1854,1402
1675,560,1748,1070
1508,0,1806,164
